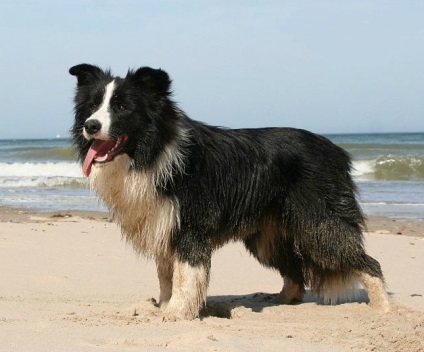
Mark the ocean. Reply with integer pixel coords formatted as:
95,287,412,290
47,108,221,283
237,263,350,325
0,133,423,219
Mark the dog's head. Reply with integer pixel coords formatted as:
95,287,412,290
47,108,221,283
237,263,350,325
69,64,175,176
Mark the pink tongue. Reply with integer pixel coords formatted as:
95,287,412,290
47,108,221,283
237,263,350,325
82,139,116,177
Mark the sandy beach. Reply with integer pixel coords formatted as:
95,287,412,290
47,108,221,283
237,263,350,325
0,207,423,351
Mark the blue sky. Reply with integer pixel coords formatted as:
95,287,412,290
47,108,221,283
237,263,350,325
0,1,423,139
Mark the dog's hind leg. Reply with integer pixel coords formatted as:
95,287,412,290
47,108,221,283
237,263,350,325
244,233,305,304
279,276,305,304
275,244,306,304
300,217,390,311
162,256,211,321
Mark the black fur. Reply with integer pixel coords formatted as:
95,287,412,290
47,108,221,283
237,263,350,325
70,64,386,315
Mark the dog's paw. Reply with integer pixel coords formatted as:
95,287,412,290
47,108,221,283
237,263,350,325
161,306,199,322
276,291,304,305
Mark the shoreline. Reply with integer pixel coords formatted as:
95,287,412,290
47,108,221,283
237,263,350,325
0,205,423,351
0,205,109,223
1,205,423,238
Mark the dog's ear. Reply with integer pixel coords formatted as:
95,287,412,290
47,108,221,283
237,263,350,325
69,64,105,86
129,67,172,96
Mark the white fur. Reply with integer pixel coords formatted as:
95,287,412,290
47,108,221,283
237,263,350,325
83,80,115,140
164,258,209,320
89,154,178,259
319,274,363,305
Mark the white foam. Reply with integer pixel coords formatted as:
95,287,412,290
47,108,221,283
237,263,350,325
0,162,85,188
352,159,376,177
0,162,82,178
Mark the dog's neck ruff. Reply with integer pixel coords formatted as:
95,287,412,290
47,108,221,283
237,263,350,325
89,154,179,258
88,123,189,258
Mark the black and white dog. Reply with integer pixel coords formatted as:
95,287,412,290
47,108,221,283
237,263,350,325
70,64,390,320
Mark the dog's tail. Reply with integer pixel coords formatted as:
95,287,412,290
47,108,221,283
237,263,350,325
298,217,390,311
306,269,389,311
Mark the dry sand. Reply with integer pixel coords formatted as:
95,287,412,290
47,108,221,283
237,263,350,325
0,207,423,351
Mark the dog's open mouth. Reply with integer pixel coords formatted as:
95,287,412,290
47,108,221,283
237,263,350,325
82,135,128,177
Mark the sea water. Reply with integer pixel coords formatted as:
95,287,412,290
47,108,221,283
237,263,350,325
0,133,423,219
0,138,104,212
328,133,424,219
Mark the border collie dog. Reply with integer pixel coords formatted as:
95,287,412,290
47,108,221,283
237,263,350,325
70,64,390,320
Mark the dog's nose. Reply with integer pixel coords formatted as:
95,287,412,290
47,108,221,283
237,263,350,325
84,119,102,135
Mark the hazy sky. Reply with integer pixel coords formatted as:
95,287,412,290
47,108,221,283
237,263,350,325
0,1,423,139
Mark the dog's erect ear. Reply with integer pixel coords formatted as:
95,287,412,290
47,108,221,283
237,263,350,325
69,64,105,86
129,67,171,96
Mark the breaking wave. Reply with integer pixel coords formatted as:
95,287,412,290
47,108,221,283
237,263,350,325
0,162,86,188
353,156,424,180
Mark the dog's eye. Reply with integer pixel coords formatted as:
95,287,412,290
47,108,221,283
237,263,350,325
118,104,127,111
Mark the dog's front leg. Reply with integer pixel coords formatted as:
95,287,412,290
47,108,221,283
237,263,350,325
162,256,210,321
156,256,173,308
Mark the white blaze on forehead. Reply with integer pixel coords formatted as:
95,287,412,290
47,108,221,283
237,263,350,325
84,80,116,140
100,80,116,111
